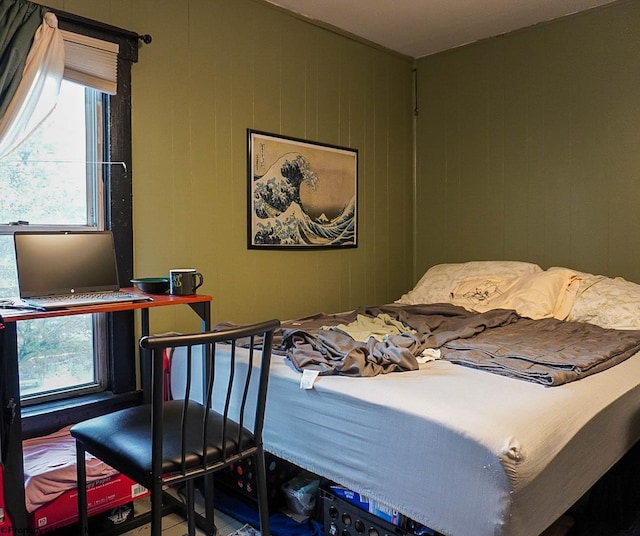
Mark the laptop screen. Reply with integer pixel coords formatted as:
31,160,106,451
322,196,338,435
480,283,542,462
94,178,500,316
14,231,121,298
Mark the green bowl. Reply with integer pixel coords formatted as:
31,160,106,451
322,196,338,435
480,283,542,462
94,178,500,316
130,277,170,294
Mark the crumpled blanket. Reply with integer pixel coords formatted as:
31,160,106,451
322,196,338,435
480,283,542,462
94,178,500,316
275,303,519,377
441,316,640,386
273,303,640,385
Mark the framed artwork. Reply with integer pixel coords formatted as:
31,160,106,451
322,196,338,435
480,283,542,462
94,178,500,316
247,129,358,249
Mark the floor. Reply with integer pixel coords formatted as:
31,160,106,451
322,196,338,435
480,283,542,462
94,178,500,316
120,491,247,536
119,489,640,536
122,494,576,536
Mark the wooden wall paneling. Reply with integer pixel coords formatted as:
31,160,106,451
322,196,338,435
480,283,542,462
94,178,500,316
386,57,413,300
606,4,640,278
341,43,369,308
40,0,415,323
360,51,378,303
204,0,237,321
415,0,640,282
414,55,449,278
501,36,535,265
249,5,289,315
371,54,391,305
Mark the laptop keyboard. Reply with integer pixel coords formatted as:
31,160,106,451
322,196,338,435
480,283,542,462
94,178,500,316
26,291,150,309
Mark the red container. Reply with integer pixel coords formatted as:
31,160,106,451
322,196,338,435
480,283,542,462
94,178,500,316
28,473,148,534
0,464,13,531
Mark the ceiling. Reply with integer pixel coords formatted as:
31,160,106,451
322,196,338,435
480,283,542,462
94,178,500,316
264,0,618,58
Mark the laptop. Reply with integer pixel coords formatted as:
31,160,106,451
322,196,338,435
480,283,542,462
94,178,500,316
14,230,152,310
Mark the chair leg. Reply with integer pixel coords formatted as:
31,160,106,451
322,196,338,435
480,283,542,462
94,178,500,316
254,448,270,536
151,477,163,536
203,474,216,536
186,479,196,536
75,441,89,536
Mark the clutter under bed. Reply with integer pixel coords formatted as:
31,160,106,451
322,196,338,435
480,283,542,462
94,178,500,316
170,261,640,536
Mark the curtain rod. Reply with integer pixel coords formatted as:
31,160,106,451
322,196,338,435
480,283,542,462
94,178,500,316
51,8,152,46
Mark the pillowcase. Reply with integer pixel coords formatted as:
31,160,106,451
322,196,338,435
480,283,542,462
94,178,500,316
396,260,543,305
449,268,580,320
556,267,640,329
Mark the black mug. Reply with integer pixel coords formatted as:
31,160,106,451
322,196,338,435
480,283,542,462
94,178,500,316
169,269,204,295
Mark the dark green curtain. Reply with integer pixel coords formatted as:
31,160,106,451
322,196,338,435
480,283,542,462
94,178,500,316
0,0,45,122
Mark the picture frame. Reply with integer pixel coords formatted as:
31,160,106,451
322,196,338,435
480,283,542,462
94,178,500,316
247,129,358,249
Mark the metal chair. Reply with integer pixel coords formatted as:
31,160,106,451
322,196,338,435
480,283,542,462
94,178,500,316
70,319,280,536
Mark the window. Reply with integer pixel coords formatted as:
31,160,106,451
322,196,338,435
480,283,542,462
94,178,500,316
0,12,141,425
0,82,103,227
0,80,107,404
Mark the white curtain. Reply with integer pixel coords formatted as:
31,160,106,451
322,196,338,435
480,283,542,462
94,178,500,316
0,11,64,159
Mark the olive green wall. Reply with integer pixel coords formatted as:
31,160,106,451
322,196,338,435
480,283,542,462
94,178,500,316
42,0,639,328
41,0,414,329
414,0,640,283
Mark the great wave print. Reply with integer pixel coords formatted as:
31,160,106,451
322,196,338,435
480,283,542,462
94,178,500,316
249,131,358,248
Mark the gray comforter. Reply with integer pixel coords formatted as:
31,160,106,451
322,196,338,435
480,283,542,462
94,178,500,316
275,303,640,385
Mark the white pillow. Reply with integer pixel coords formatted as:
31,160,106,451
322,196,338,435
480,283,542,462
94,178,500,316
449,268,580,320
396,260,543,305
555,267,640,330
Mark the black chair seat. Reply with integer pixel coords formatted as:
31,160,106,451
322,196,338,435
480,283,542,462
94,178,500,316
71,401,254,484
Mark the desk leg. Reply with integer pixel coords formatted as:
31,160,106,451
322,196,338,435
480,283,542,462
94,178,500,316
189,302,211,332
139,302,210,404
140,309,151,404
195,303,211,404
0,322,27,530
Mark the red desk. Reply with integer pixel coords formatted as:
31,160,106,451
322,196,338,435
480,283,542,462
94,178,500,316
0,288,211,322
0,290,212,531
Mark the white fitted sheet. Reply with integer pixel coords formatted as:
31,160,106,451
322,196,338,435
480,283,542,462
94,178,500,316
171,342,640,536
263,352,640,536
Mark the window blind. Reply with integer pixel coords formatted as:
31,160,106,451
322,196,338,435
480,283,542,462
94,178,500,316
60,29,119,94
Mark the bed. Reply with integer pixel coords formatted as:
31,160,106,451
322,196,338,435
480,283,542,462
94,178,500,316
172,260,640,536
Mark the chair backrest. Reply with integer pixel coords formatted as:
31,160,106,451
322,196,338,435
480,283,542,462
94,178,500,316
139,318,280,484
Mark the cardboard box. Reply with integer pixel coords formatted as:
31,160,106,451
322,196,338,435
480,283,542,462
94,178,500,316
28,473,148,533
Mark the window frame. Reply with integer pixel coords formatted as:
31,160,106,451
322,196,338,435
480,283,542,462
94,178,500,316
21,10,141,438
